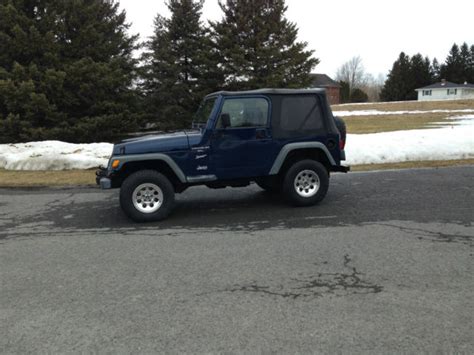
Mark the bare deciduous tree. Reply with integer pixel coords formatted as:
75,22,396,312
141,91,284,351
360,73,386,102
336,57,385,102
335,56,367,93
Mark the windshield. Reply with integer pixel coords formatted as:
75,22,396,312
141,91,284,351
192,97,217,128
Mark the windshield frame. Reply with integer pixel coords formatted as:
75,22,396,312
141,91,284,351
192,97,218,129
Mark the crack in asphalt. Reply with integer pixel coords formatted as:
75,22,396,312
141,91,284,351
219,254,383,300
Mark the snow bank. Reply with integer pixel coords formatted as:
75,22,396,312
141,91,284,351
0,116,473,170
345,115,474,165
0,141,112,170
333,109,474,117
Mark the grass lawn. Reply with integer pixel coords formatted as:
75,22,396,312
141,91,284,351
333,99,474,134
342,112,462,134
332,98,474,112
0,169,96,187
1,99,473,187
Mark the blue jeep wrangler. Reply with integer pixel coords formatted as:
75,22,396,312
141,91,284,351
97,89,349,222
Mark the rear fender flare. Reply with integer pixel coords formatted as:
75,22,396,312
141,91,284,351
269,143,336,175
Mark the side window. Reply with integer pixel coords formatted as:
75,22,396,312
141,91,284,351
217,97,269,128
280,96,323,131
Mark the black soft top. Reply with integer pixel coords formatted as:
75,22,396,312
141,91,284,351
205,88,326,98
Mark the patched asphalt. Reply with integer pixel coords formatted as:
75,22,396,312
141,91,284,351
0,166,473,352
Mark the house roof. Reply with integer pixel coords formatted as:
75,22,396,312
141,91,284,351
309,74,341,88
416,81,474,90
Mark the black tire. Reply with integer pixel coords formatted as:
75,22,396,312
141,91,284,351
255,176,281,193
282,160,329,206
120,170,175,222
334,116,346,143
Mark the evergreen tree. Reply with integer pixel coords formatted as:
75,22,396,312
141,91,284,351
0,0,140,143
380,52,413,101
439,43,467,83
470,45,474,83
142,0,221,129
338,80,368,103
0,0,65,142
350,88,368,103
338,81,350,104
459,42,471,82
408,54,433,99
212,0,318,90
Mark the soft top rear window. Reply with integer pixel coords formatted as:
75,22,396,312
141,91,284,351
271,95,325,139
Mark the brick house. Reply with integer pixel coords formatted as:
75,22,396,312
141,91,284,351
308,74,341,105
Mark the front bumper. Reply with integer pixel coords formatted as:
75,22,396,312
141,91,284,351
96,166,112,189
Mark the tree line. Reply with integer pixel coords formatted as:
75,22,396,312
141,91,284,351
0,0,318,143
381,43,474,101
335,43,474,103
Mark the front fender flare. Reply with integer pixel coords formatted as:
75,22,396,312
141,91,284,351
109,153,187,183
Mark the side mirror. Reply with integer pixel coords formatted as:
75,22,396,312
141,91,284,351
220,113,231,128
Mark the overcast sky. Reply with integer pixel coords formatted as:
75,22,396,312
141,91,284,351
119,0,474,78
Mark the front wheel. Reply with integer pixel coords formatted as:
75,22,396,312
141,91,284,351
282,160,329,206
120,170,175,222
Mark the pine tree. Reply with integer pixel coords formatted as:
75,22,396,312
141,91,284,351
408,54,433,100
350,88,368,103
212,0,318,90
457,42,472,84
0,0,65,142
380,52,413,101
0,0,140,143
470,45,474,83
338,81,351,104
439,43,466,83
142,0,221,129
423,56,434,83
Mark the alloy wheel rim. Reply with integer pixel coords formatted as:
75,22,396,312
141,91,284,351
132,183,163,213
294,170,320,197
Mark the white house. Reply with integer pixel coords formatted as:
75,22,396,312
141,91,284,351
415,80,474,101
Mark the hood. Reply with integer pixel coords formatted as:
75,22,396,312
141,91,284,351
112,131,201,155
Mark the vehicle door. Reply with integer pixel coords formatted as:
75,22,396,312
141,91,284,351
210,96,274,179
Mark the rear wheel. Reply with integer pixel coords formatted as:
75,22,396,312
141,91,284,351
120,170,175,222
282,160,329,206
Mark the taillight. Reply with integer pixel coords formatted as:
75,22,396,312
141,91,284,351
339,139,345,150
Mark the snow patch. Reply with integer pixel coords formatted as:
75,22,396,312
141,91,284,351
345,115,474,165
0,141,112,170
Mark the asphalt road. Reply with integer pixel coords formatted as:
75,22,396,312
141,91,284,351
1,166,473,353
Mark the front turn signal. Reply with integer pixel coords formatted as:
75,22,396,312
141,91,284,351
111,160,120,169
